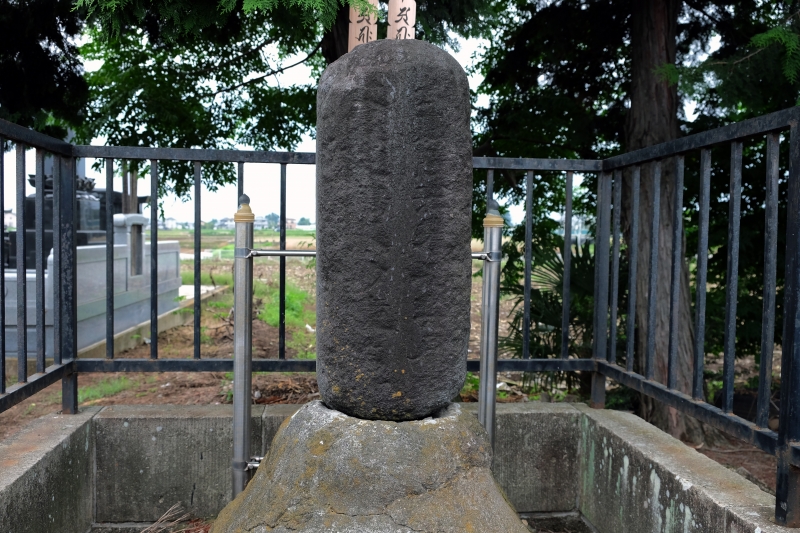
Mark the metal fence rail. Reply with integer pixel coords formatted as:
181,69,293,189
0,119,79,415
1,106,800,524
588,107,800,525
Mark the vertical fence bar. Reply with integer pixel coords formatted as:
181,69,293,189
722,142,743,413
0,138,5,392
608,171,622,364
61,156,78,414
645,161,662,380
756,134,780,428
667,156,685,390
194,161,201,359
52,157,61,366
34,150,45,373
561,171,573,359
593,172,612,360
150,160,159,359
105,159,114,359
122,161,128,213
626,166,641,372
16,143,27,383
478,203,504,450
756,133,780,427
486,169,494,202
776,124,800,526
523,170,533,359
591,172,611,407
232,195,254,497
279,163,287,360
693,150,711,400
237,162,244,204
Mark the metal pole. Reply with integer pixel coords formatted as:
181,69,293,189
776,124,800,526
232,195,254,497
477,200,504,450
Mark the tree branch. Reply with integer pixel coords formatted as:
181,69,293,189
194,35,278,78
211,40,323,96
683,0,723,27
699,8,800,70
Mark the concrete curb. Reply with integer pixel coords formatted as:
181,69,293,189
0,402,791,532
0,407,101,533
575,404,786,532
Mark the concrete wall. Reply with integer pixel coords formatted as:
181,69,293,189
576,404,786,533
94,405,264,522
0,407,100,533
0,402,793,532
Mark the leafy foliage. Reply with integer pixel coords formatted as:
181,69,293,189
74,0,376,38
500,241,627,393
675,2,800,360
0,0,88,138
73,0,498,198
73,0,496,45
477,0,800,362
75,9,319,196
751,26,800,84
501,242,596,360
675,2,800,111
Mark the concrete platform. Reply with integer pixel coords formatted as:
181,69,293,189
0,402,792,533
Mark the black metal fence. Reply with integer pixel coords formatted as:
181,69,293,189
589,108,800,526
1,106,800,525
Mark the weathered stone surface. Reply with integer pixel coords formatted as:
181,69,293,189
260,404,302,457
316,39,473,421
211,401,528,533
0,407,99,533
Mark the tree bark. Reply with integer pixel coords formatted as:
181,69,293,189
321,4,350,65
622,0,706,443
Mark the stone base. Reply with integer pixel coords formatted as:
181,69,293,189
211,401,528,533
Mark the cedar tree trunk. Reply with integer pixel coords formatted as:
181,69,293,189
321,3,350,64
623,0,706,443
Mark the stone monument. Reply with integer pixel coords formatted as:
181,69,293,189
211,40,528,533
315,38,473,422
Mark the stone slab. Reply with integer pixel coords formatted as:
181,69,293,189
0,407,100,533
575,404,791,533
94,404,265,522
316,39,473,421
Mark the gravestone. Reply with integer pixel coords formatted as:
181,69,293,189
315,38,473,421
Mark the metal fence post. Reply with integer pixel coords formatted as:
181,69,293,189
591,172,612,408
776,124,800,526
61,155,78,414
232,195,254,497
478,201,504,450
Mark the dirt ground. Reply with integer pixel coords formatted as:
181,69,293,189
0,257,780,497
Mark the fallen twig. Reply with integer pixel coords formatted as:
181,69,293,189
141,504,190,533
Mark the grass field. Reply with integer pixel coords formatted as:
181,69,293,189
154,229,316,252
